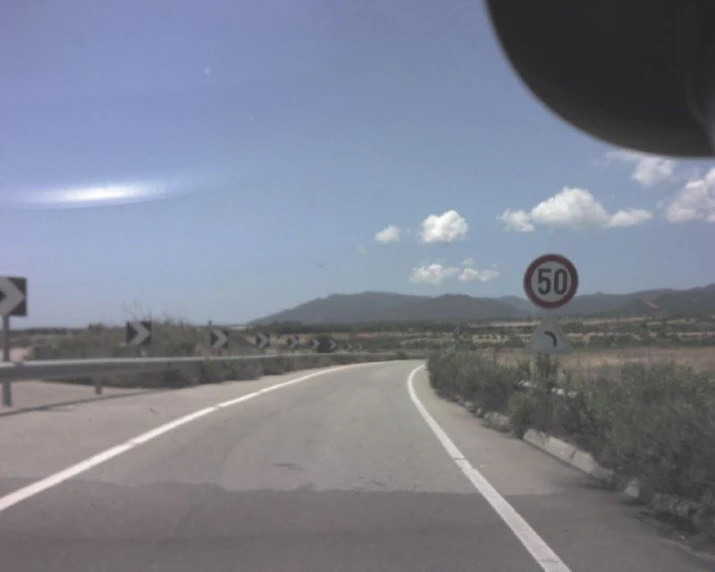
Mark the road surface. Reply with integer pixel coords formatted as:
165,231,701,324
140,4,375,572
0,361,712,571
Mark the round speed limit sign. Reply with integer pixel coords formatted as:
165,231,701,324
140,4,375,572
523,254,579,309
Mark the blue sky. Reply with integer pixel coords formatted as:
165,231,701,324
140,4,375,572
2,0,714,327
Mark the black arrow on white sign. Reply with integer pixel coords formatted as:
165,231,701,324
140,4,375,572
530,316,570,354
0,277,27,317
544,331,557,347
210,329,229,350
255,332,269,349
126,321,152,347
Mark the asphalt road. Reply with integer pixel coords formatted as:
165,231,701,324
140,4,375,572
0,361,712,571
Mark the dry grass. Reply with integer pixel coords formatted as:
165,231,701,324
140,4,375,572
495,346,715,375
484,316,649,328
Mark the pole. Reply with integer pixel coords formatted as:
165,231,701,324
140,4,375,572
208,320,213,356
3,315,12,407
2,316,9,362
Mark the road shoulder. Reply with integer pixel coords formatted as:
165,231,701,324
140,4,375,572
411,366,715,572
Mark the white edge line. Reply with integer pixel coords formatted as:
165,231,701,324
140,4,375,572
407,364,572,572
0,362,369,514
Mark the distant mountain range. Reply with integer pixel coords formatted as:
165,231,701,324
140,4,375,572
249,284,715,325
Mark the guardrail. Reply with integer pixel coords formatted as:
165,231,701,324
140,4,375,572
0,352,417,407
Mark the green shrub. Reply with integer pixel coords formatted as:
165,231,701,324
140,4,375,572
545,363,714,505
427,349,461,399
508,393,535,438
427,350,524,413
426,349,715,507
553,363,715,505
589,363,715,501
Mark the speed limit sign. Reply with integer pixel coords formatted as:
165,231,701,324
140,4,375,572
523,254,579,309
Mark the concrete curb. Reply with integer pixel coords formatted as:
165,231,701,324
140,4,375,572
520,428,715,534
482,410,511,433
457,399,512,433
522,429,636,497
435,375,715,537
457,398,715,535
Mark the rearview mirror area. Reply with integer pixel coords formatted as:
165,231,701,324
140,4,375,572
485,0,715,157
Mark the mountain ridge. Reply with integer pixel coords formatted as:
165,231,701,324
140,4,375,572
249,284,715,325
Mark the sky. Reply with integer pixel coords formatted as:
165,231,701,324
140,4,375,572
2,0,715,327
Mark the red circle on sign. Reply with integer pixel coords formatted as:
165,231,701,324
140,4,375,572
523,254,579,309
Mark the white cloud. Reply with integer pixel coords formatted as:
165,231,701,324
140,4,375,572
605,150,676,187
664,168,715,223
374,225,402,243
409,263,459,285
530,187,611,228
458,267,500,282
499,187,652,231
409,258,499,285
420,210,468,244
498,209,535,232
632,157,676,187
608,209,653,227
357,245,367,255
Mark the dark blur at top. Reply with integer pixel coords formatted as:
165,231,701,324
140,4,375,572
486,0,715,158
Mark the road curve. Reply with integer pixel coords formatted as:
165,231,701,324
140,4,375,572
0,361,711,571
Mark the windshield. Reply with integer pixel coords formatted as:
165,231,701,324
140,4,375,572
1,2,714,571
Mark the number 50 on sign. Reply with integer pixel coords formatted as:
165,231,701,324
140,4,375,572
523,254,579,310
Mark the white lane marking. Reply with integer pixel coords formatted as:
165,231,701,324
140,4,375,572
0,363,369,514
128,407,217,445
407,365,572,572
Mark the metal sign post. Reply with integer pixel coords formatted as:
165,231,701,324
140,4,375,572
0,276,28,407
2,316,10,406
2,316,9,363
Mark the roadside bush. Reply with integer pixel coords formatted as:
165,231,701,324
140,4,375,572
428,349,527,413
427,349,715,508
582,363,715,504
528,354,560,432
508,393,534,438
427,349,462,399
547,370,604,453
